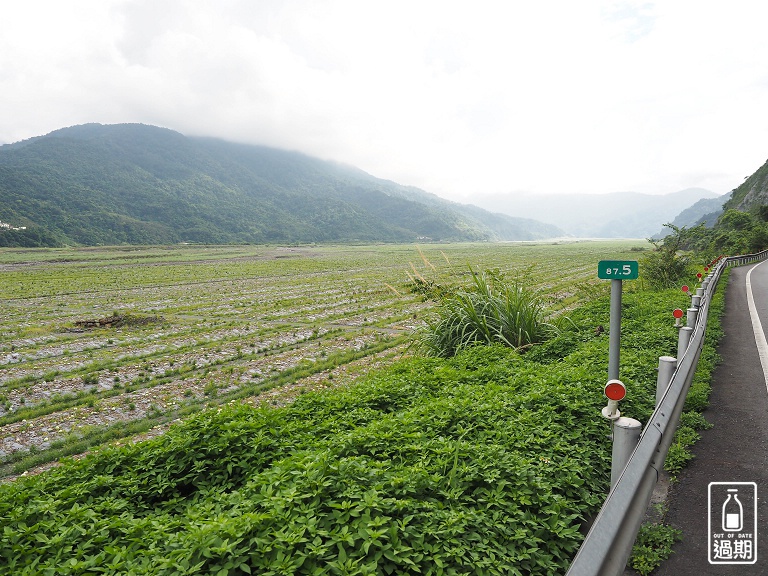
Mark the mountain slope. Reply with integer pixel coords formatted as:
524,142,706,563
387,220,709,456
723,157,768,212
654,156,768,239
651,192,732,238
0,124,563,246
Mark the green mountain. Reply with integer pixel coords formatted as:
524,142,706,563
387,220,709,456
723,157,768,212
0,123,563,247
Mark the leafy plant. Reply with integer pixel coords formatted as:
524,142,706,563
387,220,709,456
664,441,695,478
629,523,683,575
420,267,558,357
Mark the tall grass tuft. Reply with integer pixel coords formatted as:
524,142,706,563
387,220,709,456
420,268,558,357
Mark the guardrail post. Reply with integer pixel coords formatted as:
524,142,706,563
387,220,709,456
677,326,693,363
656,356,676,406
686,307,698,327
611,417,642,489
691,294,701,307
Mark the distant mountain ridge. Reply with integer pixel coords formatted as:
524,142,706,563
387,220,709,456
658,158,768,236
473,188,720,238
0,123,564,247
650,192,732,238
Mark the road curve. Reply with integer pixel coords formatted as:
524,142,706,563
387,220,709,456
655,262,768,575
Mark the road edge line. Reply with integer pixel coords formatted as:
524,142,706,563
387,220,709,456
745,260,768,392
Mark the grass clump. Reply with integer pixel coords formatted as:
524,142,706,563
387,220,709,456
629,523,683,575
421,268,559,358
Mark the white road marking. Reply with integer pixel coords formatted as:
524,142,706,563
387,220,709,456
745,260,768,391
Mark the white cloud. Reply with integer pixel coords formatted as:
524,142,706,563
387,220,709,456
2,0,768,201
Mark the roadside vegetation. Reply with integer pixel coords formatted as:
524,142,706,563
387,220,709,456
0,240,727,575
648,205,768,279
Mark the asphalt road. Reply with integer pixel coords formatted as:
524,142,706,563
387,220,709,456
654,261,768,575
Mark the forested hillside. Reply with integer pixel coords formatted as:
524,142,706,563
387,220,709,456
723,157,768,212
657,156,768,258
0,124,563,247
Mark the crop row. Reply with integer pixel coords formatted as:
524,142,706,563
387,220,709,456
0,241,645,476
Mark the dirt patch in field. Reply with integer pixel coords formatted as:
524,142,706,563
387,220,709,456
70,313,165,331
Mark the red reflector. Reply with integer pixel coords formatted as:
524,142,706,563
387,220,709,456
604,380,626,401
673,308,684,319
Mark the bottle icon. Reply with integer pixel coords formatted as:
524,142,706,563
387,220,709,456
722,488,743,532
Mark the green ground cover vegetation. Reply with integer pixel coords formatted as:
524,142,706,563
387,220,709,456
0,240,725,575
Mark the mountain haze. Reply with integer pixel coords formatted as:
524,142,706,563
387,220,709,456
651,192,732,238
472,188,719,238
658,158,768,238
0,123,563,247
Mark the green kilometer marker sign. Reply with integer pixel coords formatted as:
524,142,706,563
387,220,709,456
599,259,639,385
598,260,639,280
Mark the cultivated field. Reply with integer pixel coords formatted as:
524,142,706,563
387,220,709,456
0,240,645,477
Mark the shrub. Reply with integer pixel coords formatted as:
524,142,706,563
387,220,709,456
640,224,696,289
420,268,558,357
0,344,613,575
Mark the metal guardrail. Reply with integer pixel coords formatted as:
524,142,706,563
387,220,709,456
726,249,768,268
565,250,768,576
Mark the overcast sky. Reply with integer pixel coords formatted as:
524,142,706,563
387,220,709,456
2,1,767,202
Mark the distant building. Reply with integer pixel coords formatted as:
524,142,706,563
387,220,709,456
0,220,26,231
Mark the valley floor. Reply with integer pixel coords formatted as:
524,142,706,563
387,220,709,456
0,240,644,478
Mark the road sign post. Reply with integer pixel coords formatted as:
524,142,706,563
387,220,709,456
597,259,640,489
598,261,638,381
608,279,622,381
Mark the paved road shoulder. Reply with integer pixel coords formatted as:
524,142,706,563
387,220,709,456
656,264,768,575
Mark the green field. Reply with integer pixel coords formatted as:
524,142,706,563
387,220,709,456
0,240,726,575
0,240,645,476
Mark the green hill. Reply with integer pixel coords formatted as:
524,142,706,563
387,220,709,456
0,123,563,247
723,157,768,213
